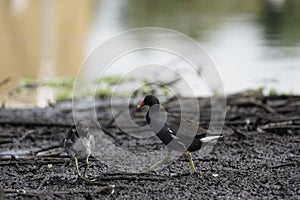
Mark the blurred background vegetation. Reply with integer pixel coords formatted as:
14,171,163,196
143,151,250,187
0,0,299,107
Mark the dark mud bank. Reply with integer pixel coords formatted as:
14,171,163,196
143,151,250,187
0,94,300,199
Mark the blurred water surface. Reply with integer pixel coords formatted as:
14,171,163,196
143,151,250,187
0,0,300,106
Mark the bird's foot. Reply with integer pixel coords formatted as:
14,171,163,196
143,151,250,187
191,171,202,178
192,171,198,176
76,176,86,183
76,175,97,183
141,168,154,174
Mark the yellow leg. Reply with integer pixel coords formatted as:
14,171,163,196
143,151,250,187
83,157,89,178
184,151,196,174
144,152,170,173
74,157,85,180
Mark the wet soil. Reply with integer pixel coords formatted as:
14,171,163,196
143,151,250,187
0,94,300,199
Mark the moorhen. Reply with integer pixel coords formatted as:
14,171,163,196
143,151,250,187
64,121,95,180
137,95,222,174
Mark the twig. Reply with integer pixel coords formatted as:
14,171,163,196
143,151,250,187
92,173,168,182
104,110,124,128
37,176,49,190
100,126,117,140
0,120,72,127
230,99,277,114
0,160,65,166
156,74,181,87
3,185,122,196
260,125,300,130
178,157,218,162
0,77,10,87
163,96,178,105
230,126,247,139
19,130,35,142
269,163,296,169
0,138,13,145
34,145,61,155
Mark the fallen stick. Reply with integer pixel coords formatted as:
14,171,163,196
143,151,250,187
0,77,10,87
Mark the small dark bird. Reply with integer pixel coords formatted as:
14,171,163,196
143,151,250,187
137,95,222,174
64,121,95,180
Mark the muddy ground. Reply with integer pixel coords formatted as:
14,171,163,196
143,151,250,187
0,94,300,199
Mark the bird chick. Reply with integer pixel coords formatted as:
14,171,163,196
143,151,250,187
64,121,95,180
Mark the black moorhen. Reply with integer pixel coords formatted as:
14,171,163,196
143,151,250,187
64,121,95,180
137,95,222,174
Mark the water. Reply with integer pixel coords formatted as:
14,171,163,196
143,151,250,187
0,0,299,106
86,0,300,95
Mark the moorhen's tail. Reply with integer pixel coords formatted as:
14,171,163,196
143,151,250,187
200,134,223,143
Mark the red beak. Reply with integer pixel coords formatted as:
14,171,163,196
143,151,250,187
137,101,144,108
